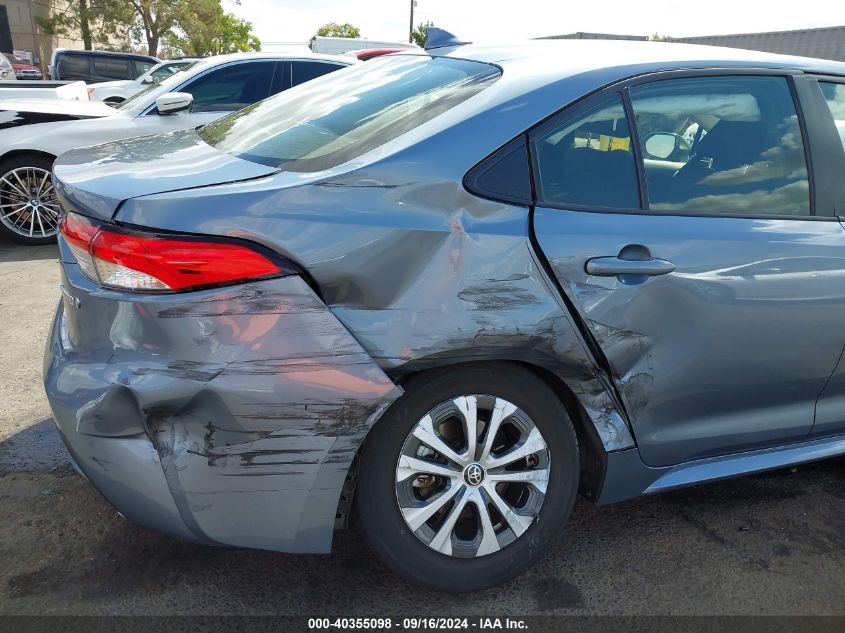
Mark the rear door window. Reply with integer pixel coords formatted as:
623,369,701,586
93,57,131,80
630,76,811,216
290,61,342,87
530,93,641,209
181,61,275,113
57,55,89,79
134,60,155,77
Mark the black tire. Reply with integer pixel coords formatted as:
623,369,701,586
0,153,58,245
354,362,579,592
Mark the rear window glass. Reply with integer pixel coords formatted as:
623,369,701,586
198,56,501,172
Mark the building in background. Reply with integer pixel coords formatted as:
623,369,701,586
539,26,845,63
667,26,845,62
0,0,86,74
537,32,648,41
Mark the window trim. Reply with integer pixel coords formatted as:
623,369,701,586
800,74,845,217
621,86,648,209
525,67,834,222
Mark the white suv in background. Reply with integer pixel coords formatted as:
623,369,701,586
87,59,201,104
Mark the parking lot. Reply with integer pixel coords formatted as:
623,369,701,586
0,238,844,617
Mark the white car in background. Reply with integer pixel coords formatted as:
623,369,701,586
87,58,201,104
0,52,353,244
0,53,16,81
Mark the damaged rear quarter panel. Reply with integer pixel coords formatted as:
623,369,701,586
53,261,401,552
116,146,635,456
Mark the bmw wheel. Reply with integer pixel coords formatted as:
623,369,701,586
0,154,59,245
355,363,579,591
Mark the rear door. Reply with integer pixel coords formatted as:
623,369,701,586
530,72,845,467
805,76,845,437
290,60,345,88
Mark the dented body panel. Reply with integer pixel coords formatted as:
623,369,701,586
45,247,400,552
534,209,845,467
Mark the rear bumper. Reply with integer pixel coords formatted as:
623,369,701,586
43,259,401,552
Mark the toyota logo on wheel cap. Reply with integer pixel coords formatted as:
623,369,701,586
463,463,485,486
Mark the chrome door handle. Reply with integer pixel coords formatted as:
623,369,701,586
585,256,676,277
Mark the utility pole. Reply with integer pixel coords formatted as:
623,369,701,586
409,0,415,44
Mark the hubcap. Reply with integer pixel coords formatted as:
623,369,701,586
395,395,550,558
0,166,59,239
463,463,485,486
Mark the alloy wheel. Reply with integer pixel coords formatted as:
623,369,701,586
395,394,550,558
0,167,60,240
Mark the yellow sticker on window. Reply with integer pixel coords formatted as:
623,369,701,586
598,135,631,152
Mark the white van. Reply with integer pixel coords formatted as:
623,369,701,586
310,36,416,56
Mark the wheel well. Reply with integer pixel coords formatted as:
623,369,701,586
512,361,608,503
338,360,609,529
389,360,607,502
0,150,57,166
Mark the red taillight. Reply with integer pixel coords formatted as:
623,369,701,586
59,212,286,292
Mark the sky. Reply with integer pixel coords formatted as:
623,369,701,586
226,0,845,47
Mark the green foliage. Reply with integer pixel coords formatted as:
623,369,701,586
127,0,182,57
315,22,361,38
411,21,433,47
168,3,261,57
38,0,261,58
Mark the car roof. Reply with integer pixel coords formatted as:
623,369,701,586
55,49,159,62
418,39,845,81
187,51,354,68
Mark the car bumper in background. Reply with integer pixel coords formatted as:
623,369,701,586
43,259,402,553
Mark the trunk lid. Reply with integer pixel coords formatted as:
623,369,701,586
53,128,281,220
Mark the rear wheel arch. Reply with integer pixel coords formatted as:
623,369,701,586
342,359,610,523
394,360,610,501
0,149,57,165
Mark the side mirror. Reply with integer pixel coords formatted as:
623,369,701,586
155,92,193,115
142,75,154,84
644,133,679,160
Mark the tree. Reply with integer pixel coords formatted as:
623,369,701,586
34,0,134,50
166,0,221,56
168,2,261,57
212,13,261,54
315,22,361,38
411,20,433,47
127,0,181,57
